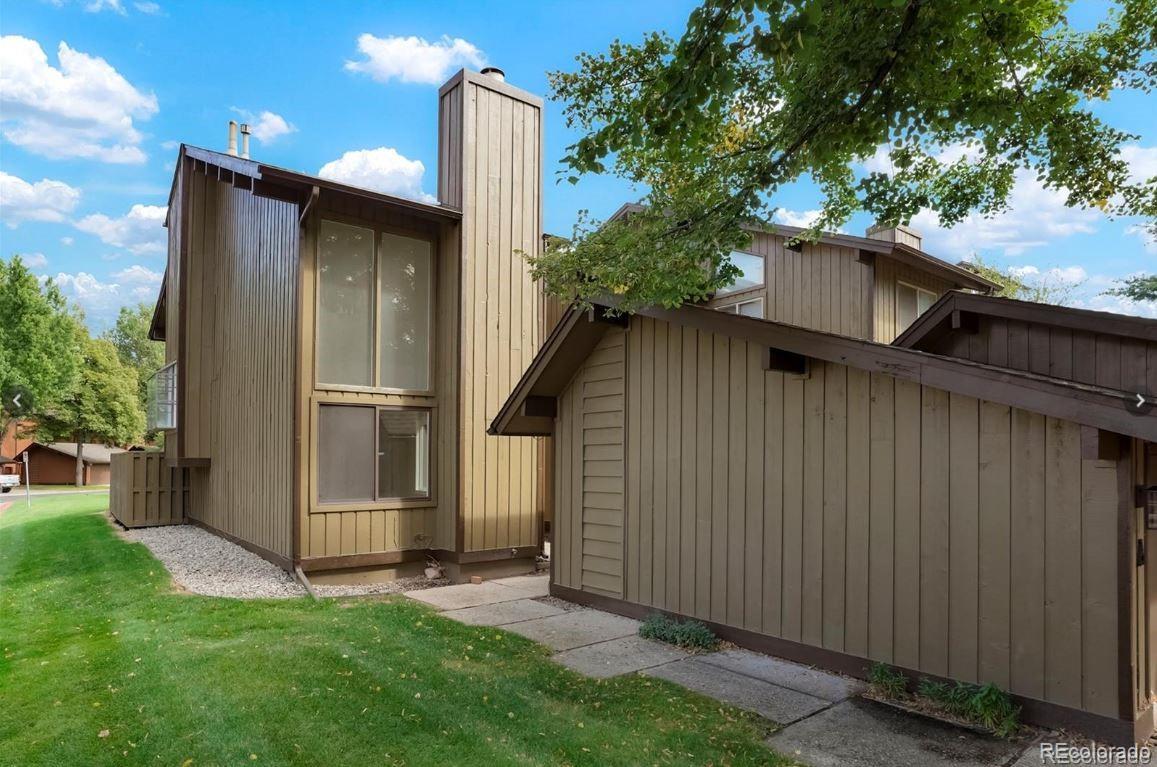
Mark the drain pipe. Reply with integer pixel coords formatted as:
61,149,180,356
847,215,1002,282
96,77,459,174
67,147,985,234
294,564,319,600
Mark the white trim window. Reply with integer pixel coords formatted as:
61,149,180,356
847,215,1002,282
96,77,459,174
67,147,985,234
146,362,177,430
896,281,937,331
717,297,764,318
717,250,764,295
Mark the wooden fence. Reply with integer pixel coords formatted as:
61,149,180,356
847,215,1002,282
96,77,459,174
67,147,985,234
109,452,187,528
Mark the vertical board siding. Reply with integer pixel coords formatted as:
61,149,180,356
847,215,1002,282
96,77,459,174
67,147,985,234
182,176,296,559
109,452,188,528
559,314,1123,719
874,256,953,343
446,77,544,553
925,316,1157,398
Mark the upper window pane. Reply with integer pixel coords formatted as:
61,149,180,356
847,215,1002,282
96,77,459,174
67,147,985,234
379,233,432,391
378,409,431,499
897,283,919,332
719,251,764,295
318,221,374,386
737,299,763,318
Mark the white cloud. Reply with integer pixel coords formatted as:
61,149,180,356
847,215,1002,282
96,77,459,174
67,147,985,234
1007,264,1088,284
85,0,125,12
774,208,822,228
230,108,295,143
318,147,436,203
160,139,179,150
0,36,158,163
0,171,81,226
912,168,1099,258
1074,291,1157,319
22,253,48,269
134,2,161,14
345,34,485,85
1121,144,1157,185
74,203,167,255
60,235,73,246
1126,224,1157,255
111,264,161,285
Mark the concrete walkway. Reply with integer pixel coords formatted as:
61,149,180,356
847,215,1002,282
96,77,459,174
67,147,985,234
409,576,1056,766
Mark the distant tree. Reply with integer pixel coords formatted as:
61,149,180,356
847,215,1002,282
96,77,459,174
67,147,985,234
961,255,1080,306
103,303,164,425
0,256,82,426
1105,274,1157,302
39,337,145,486
539,0,1157,312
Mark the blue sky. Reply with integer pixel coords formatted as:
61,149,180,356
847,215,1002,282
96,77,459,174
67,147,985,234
1,0,1154,330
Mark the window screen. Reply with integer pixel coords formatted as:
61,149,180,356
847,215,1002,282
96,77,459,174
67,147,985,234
317,221,375,386
317,405,375,502
378,409,430,499
379,233,432,391
718,251,765,294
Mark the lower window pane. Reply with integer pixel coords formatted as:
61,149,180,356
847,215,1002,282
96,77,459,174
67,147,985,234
378,409,430,499
318,405,375,502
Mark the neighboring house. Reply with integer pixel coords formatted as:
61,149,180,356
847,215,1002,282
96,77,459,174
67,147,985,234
18,442,123,485
135,68,558,582
609,205,996,341
0,420,34,480
491,300,1157,743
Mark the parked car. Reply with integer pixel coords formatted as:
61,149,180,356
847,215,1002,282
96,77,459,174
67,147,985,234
0,474,20,493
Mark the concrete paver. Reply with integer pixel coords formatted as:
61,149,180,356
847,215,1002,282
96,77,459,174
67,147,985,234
441,598,564,626
407,581,535,610
698,648,865,703
645,657,831,725
766,698,1024,767
502,610,640,651
554,636,688,678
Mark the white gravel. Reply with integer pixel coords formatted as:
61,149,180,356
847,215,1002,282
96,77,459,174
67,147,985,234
122,521,453,600
124,524,306,599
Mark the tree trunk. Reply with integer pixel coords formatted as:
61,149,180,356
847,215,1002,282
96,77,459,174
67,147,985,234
75,433,85,488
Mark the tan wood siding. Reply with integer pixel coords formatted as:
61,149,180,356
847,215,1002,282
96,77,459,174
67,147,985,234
554,328,625,594
924,315,1157,396
874,255,953,342
707,233,874,340
182,175,297,559
573,314,1123,718
442,74,545,553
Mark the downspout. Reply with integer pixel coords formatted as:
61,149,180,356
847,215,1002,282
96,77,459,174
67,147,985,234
294,564,318,600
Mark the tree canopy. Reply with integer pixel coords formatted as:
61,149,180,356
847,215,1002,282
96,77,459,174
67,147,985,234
104,302,165,415
0,256,82,422
536,0,1157,312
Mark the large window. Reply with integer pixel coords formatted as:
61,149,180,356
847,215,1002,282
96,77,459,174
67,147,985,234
717,250,764,295
317,221,433,391
896,281,937,332
317,404,431,503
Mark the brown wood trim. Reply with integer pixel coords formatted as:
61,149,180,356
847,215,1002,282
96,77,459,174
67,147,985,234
187,518,292,572
1119,436,1138,720
176,154,191,462
551,583,1139,745
291,200,305,565
298,549,428,573
431,545,539,565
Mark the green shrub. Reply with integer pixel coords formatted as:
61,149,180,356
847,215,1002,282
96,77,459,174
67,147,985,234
915,678,1020,737
638,613,718,650
868,663,908,699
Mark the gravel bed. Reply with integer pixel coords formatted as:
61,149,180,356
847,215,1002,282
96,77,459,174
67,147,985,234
124,524,305,599
122,521,457,600
313,575,450,598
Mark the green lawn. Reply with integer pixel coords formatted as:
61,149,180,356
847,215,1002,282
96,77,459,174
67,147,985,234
0,494,791,766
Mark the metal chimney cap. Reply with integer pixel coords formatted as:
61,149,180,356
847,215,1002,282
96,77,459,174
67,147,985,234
239,123,251,134
480,66,505,82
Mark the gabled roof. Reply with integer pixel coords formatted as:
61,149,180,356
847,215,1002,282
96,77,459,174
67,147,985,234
605,203,998,293
30,442,125,464
894,289,1157,349
491,302,1157,442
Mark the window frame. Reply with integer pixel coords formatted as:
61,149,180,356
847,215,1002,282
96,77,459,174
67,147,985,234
716,296,765,318
896,280,937,331
311,398,438,512
715,249,766,297
314,215,437,396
